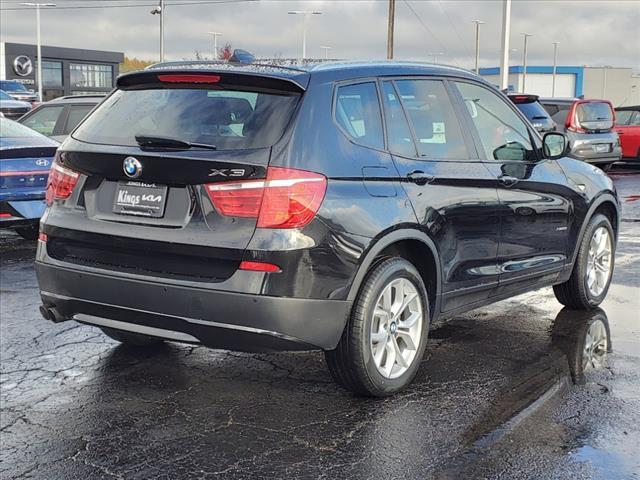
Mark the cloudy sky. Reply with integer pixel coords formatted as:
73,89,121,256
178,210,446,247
1,0,638,71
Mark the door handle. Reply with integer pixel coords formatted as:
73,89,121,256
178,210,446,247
407,170,435,185
499,175,519,187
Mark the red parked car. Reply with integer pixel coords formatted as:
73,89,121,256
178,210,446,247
615,106,640,163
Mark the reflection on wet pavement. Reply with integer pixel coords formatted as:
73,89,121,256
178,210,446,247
1,174,638,479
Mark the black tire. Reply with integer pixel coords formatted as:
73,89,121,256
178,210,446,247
100,327,164,346
325,257,430,397
15,225,39,240
553,213,615,310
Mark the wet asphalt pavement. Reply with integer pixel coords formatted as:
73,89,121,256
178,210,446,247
1,172,639,480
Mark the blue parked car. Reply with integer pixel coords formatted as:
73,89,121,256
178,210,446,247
1,118,58,239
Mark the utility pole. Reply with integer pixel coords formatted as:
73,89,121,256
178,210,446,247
551,41,559,97
387,0,395,59
472,20,485,74
20,2,56,103
288,10,322,59
499,0,512,90
150,0,165,62
208,31,222,59
521,33,533,92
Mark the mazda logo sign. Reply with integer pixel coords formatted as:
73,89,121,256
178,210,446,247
13,55,33,77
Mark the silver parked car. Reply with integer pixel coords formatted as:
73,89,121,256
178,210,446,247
0,90,32,120
540,98,621,170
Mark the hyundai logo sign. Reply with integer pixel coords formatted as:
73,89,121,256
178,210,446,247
13,56,33,77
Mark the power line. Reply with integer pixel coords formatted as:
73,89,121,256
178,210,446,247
401,0,447,56
0,0,255,10
436,0,474,60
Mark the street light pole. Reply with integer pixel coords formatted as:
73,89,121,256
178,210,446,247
521,33,533,92
499,0,512,90
427,52,445,64
472,20,485,74
320,46,331,60
208,31,222,59
387,0,395,59
288,10,322,59
20,3,56,103
150,0,165,62
551,41,559,97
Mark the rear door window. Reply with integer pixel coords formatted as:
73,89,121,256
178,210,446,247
335,82,384,150
72,88,300,150
20,105,64,136
393,79,469,160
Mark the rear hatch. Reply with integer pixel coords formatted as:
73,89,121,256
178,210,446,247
568,100,615,133
508,94,556,133
46,69,307,282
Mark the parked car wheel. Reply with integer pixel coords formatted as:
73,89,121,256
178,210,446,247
554,214,615,309
15,225,39,240
325,257,430,397
100,327,165,347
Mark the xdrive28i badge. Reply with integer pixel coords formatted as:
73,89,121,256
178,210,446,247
123,157,142,179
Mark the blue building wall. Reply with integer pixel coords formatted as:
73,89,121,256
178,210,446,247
478,66,584,97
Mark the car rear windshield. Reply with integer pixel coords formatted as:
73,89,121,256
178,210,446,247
72,88,300,150
0,81,28,93
576,102,613,129
0,90,13,100
515,101,550,121
0,118,45,138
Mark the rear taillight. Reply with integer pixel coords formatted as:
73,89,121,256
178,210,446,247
205,166,327,229
566,101,585,133
45,160,79,206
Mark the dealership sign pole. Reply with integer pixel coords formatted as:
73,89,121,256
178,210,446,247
20,2,56,103
499,0,511,90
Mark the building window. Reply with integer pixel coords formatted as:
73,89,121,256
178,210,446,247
40,60,62,87
70,63,113,89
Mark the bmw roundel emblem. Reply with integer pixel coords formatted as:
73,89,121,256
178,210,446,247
123,157,142,179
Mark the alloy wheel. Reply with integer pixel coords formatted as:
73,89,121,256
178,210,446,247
585,226,612,297
370,278,423,379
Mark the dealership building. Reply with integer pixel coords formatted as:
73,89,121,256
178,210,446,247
479,65,639,107
0,42,124,101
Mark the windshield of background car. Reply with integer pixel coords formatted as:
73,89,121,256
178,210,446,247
0,90,13,100
0,117,46,139
0,81,28,93
576,102,613,130
72,88,301,150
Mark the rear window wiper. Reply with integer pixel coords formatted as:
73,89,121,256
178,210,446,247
135,135,217,150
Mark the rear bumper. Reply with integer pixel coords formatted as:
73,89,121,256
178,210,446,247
0,199,45,228
36,259,351,352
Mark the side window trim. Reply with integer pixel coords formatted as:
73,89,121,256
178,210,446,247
378,79,418,159
54,106,71,136
452,79,542,163
443,79,481,160
388,80,421,159
332,78,386,153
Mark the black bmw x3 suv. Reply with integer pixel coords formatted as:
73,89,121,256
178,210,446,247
36,61,619,396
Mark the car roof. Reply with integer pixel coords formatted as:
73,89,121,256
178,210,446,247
128,60,484,91
47,95,105,104
539,97,579,104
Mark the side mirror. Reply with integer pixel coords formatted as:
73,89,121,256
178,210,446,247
543,132,568,160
